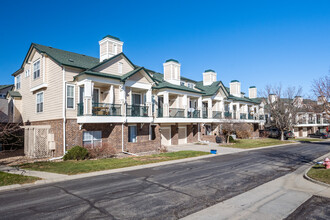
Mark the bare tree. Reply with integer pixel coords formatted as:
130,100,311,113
264,85,302,141
221,122,236,143
312,75,330,118
0,115,23,151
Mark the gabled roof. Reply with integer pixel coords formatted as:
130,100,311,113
75,70,122,80
195,81,228,96
120,67,156,83
88,52,135,71
0,84,14,90
13,43,100,76
228,95,261,104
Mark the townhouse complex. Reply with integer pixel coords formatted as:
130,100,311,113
9,35,267,158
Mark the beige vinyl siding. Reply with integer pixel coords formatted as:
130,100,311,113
164,65,171,81
30,50,44,88
65,67,82,119
94,56,134,76
19,55,63,122
114,86,120,104
129,72,150,84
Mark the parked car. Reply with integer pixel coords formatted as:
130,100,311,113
308,131,328,139
268,128,294,140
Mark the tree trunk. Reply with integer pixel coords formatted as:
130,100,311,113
281,131,284,141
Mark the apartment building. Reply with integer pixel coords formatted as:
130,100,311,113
0,84,14,122
10,35,265,158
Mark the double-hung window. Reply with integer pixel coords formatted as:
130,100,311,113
25,69,30,77
128,125,137,142
16,75,21,90
67,85,74,109
83,131,102,147
36,92,43,113
33,60,40,79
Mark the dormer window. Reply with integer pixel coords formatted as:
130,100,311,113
16,75,21,90
33,60,40,79
187,83,194,88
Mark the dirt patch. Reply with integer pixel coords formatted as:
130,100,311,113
0,155,50,166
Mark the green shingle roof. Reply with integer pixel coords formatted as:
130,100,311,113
33,43,100,69
204,69,215,73
165,59,179,63
0,84,13,90
231,80,239,83
249,86,256,88
7,90,21,98
154,81,203,94
103,35,121,41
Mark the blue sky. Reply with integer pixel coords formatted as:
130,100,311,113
1,0,330,97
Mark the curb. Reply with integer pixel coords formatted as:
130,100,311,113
303,152,330,188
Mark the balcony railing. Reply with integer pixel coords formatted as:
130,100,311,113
317,119,321,124
188,109,200,118
248,114,253,120
77,103,84,116
224,111,232,119
127,105,149,117
158,108,163,118
212,111,222,119
240,113,247,119
92,103,122,116
169,108,185,118
202,110,208,118
308,120,315,124
259,115,265,120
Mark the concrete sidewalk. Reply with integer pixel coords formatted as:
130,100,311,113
182,153,330,220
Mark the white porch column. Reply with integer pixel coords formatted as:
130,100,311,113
146,89,152,116
109,85,114,104
208,98,212,119
183,94,188,117
119,85,126,116
198,97,202,118
163,91,169,117
83,80,93,115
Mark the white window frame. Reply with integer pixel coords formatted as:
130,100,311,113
33,59,40,80
128,125,137,143
83,131,102,148
36,91,44,113
66,84,75,109
16,75,21,90
118,62,123,74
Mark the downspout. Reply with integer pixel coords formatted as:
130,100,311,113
62,66,66,156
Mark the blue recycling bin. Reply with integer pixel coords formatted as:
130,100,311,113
210,149,217,154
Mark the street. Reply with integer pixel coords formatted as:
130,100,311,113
0,142,329,220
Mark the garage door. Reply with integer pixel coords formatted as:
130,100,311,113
161,127,171,146
178,126,187,145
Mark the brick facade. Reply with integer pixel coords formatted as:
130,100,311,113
187,124,198,143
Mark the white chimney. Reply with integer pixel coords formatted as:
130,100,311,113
230,80,241,97
163,59,181,85
268,94,277,103
99,35,124,62
203,69,217,86
249,86,257,99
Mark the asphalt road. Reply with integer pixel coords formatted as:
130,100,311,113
1,142,330,220
285,195,330,220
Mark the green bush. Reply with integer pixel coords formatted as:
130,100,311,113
63,146,89,161
229,136,235,143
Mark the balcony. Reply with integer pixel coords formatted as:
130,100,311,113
158,108,163,118
224,111,232,119
188,109,200,118
259,115,265,120
92,103,122,116
240,113,247,119
202,110,208,119
169,108,185,118
212,111,222,119
308,120,315,124
248,114,253,120
126,105,149,117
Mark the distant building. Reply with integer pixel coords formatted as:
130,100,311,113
0,84,13,122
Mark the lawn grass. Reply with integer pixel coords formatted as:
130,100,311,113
289,138,326,142
307,164,330,185
0,171,41,186
19,151,209,175
219,138,294,149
